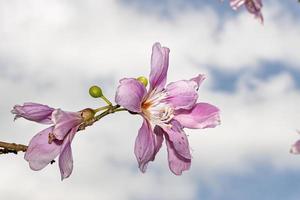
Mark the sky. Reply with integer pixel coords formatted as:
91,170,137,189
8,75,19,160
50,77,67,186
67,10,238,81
0,0,300,199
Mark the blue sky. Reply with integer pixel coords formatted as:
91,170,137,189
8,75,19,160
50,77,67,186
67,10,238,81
196,166,300,200
0,0,300,200
210,61,300,92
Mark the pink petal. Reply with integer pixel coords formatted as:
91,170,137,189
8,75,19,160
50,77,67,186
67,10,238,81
245,0,262,13
115,78,147,113
134,118,162,172
163,121,191,160
149,42,170,92
153,125,165,155
11,102,54,124
290,140,300,154
245,0,263,24
174,103,220,129
165,135,191,175
59,126,78,180
190,74,206,90
24,126,62,170
165,74,205,110
230,0,246,10
52,109,82,140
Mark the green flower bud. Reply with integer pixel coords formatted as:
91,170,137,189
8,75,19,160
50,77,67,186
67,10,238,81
137,76,148,87
89,85,103,98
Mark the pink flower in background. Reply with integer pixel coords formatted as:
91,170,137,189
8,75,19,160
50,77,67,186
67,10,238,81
115,43,220,175
290,140,300,154
11,103,54,124
230,0,264,23
12,103,85,180
290,131,300,154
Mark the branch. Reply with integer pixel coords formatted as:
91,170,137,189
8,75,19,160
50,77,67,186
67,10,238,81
79,104,125,130
0,104,127,155
0,141,27,154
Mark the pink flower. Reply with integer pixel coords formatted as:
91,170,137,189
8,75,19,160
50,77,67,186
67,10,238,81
230,0,264,23
290,140,300,154
12,103,89,180
290,131,300,154
115,43,220,175
25,109,84,180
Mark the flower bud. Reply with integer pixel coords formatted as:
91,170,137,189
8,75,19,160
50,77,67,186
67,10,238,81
137,76,148,87
80,108,95,122
89,85,103,98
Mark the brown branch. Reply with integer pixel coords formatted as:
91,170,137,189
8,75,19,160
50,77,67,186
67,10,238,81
0,141,27,154
0,104,127,155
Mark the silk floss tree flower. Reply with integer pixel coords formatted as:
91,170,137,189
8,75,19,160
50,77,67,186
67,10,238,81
290,131,300,154
230,0,264,24
12,103,95,180
115,42,220,175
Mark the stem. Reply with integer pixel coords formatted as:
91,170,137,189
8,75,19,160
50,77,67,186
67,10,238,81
0,104,127,155
94,105,111,113
100,95,112,106
82,104,126,129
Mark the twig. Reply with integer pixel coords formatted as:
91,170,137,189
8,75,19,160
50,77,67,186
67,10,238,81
0,141,27,154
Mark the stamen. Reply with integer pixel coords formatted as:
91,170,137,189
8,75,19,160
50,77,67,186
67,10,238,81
141,90,174,129
48,133,55,144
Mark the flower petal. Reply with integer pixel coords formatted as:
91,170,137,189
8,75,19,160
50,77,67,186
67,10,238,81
24,126,62,170
190,74,206,90
245,0,262,14
153,125,164,154
174,103,220,129
11,102,54,124
149,42,170,92
115,78,147,113
59,125,78,180
52,109,82,140
165,135,191,175
134,118,162,172
245,0,263,24
163,121,191,160
165,74,205,110
290,140,300,154
230,0,246,10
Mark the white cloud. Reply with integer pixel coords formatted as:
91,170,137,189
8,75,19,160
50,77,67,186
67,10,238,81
210,3,300,70
0,0,300,199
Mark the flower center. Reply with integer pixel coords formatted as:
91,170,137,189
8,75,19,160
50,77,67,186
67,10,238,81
141,90,174,128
